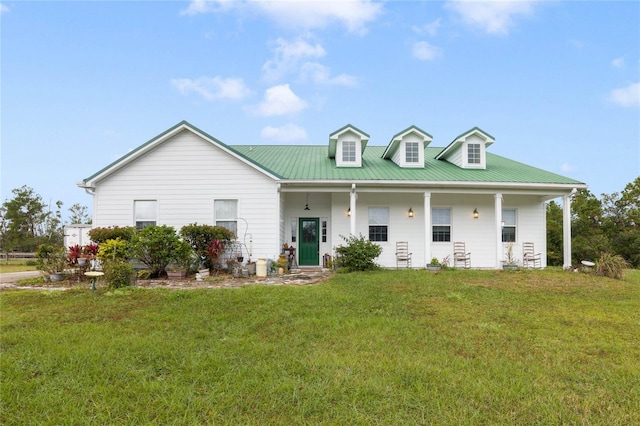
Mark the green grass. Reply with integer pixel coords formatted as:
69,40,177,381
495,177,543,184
0,260,38,273
1,269,639,424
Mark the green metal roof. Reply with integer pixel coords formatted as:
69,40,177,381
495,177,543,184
231,145,584,185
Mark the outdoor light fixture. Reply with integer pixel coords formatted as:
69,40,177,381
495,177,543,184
304,193,310,210
347,207,351,216
408,207,414,218
473,208,479,219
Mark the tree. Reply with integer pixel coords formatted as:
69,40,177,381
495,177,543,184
68,203,91,225
546,201,563,266
604,177,640,267
1,186,58,252
570,189,611,265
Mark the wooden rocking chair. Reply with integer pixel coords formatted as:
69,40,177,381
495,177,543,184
522,242,541,268
453,242,471,269
395,241,412,269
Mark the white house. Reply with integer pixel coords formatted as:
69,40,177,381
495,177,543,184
78,121,586,269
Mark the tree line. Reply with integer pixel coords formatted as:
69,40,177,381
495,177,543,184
2,177,639,268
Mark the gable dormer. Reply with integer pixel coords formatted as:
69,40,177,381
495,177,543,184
328,124,369,167
435,127,495,169
382,125,433,168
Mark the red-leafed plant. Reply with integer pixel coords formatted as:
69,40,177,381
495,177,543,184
207,239,226,270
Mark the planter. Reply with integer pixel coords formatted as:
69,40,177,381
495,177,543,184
77,257,88,266
426,264,441,271
247,262,256,275
49,273,65,282
502,264,518,271
167,270,187,279
277,267,285,276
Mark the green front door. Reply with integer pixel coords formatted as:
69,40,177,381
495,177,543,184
299,218,319,266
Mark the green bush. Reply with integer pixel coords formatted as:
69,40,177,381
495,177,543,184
131,225,186,277
180,223,235,268
88,226,135,244
595,253,628,280
334,234,382,272
35,244,66,274
96,238,130,262
102,260,134,289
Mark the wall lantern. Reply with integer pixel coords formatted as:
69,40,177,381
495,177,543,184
304,193,310,211
347,207,351,216
473,208,479,219
408,207,414,218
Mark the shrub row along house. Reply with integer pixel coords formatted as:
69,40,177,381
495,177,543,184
78,121,586,269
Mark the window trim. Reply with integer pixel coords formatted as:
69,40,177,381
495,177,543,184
214,199,238,235
501,208,517,242
342,140,356,163
134,200,157,231
405,141,420,163
368,206,389,242
431,207,451,242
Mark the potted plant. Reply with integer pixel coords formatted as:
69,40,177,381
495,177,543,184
36,244,67,281
502,243,518,270
427,257,441,271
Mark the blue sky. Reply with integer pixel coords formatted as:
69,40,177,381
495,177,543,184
2,1,639,220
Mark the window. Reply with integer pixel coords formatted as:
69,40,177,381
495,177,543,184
432,208,451,242
134,200,157,230
291,218,297,243
502,209,516,242
342,141,356,162
215,200,237,235
368,207,388,242
406,142,419,163
468,143,481,164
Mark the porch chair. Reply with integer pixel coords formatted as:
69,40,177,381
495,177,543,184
453,242,471,269
395,241,412,269
522,242,541,269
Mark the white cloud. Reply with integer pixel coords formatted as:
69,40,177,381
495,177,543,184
171,76,252,101
300,62,358,86
254,84,307,116
412,19,442,36
180,0,382,34
180,0,233,16
561,162,573,173
608,82,640,107
446,0,535,35
413,41,442,61
261,124,308,142
263,37,326,81
611,57,625,68
0,3,9,13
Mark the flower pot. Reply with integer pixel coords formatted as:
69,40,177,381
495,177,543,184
502,264,518,271
77,258,88,266
50,273,64,282
426,264,441,271
167,270,186,279
277,267,284,276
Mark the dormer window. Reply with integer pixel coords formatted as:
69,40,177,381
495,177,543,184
406,142,420,163
343,141,356,163
467,143,481,164
328,124,369,168
382,125,432,168
436,127,495,170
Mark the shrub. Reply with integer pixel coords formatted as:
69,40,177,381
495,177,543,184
96,238,130,262
130,225,185,277
334,234,382,272
89,226,135,244
102,260,134,289
180,223,235,268
36,244,67,274
595,253,628,280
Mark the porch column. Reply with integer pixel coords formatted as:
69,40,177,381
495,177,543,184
349,184,357,236
494,193,503,269
423,192,431,267
563,193,572,269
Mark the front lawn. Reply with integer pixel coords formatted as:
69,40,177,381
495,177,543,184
1,269,638,424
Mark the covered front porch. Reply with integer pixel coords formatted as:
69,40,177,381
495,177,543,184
278,184,576,270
